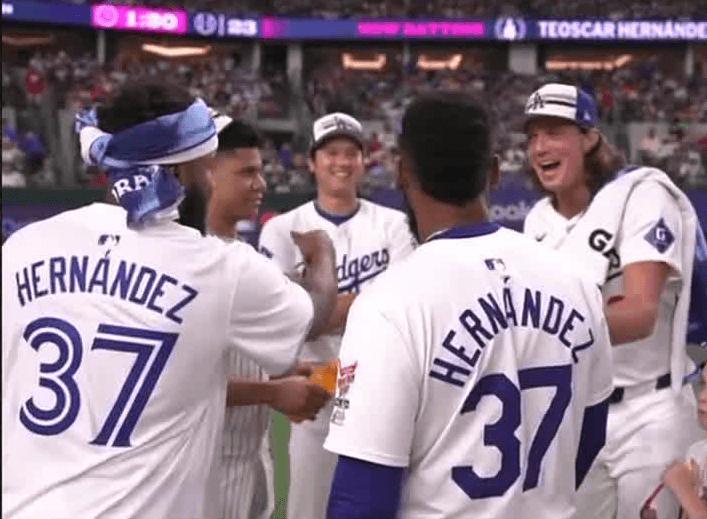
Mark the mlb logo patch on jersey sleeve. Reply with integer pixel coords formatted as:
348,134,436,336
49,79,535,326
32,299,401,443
643,218,675,253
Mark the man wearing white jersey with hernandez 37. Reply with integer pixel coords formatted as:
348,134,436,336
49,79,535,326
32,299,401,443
324,91,614,519
1,81,337,519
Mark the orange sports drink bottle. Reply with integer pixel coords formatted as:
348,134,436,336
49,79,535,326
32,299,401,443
310,359,338,392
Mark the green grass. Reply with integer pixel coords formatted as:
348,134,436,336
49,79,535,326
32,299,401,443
270,410,291,519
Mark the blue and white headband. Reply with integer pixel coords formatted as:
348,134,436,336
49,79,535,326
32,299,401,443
75,98,218,229
76,98,218,169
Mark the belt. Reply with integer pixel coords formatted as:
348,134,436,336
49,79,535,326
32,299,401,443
609,373,672,405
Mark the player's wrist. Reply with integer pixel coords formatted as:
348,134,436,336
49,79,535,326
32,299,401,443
262,380,280,407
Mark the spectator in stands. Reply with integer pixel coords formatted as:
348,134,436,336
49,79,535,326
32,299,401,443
2,138,27,187
19,130,47,176
279,142,293,172
640,127,663,166
2,117,19,143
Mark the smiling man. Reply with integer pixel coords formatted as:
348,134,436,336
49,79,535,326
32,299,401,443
205,116,334,519
258,110,416,519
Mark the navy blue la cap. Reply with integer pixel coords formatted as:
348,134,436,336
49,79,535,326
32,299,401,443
524,83,598,129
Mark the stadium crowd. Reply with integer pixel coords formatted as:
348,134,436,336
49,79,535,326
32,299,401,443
3,47,707,193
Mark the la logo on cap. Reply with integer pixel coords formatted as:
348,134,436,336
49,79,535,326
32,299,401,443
335,116,354,131
530,92,544,111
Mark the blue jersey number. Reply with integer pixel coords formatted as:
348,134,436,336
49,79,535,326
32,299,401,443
19,317,178,447
452,365,572,498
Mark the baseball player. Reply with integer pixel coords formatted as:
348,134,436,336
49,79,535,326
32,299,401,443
522,83,704,519
205,114,333,519
258,110,416,518
324,91,614,519
1,81,338,519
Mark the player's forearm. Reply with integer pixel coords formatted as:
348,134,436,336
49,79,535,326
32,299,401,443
670,485,707,519
225,379,276,407
301,245,338,341
320,293,357,335
604,296,659,345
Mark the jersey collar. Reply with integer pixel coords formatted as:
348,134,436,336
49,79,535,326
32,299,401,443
314,200,361,226
426,221,501,242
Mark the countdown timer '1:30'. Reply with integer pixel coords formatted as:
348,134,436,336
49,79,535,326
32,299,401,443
91,4,188,34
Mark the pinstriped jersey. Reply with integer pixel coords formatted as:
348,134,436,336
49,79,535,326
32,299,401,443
222,326,271,457
216,233,271,457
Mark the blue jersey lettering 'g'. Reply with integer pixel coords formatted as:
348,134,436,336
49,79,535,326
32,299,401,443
430,286,594,388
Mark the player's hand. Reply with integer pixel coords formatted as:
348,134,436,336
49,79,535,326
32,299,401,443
270,375,333,422
662,459,700,491
271,360,316,379
290,230,334,266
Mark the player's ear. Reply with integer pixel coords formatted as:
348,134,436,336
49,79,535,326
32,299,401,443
394,148,410,190
307,155,316,174
581,128,600,154
489,154,501,190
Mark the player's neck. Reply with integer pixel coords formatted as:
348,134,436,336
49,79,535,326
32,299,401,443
418,198,488,243
208,213,237,241
316,192,358,216
553,185,591,220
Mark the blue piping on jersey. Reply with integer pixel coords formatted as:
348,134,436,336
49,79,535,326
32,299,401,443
426,221,501,241
314,201,361,226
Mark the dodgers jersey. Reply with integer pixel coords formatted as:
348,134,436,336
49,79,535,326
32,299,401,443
524,179,686,387
2,203,313,519
324,222,613,519
259,199,415,363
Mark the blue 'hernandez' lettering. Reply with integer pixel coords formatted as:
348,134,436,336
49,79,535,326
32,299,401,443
15,256,198,325
430,287,593,387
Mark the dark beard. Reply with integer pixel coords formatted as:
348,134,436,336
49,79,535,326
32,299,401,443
178,185,208,235
399,187,420,243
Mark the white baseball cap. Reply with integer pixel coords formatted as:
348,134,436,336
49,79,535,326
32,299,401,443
310,112,365,156
524,83,598,129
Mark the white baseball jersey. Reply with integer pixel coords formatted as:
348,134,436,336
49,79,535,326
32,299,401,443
259,199,416,365
524,179,686,387
324,222,613,519
2,203,313,519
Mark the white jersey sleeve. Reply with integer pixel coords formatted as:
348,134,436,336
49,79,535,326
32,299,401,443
324,296,420,467
619,180,683,276
386,211,416,263
227,243,313,375
258,215,298,273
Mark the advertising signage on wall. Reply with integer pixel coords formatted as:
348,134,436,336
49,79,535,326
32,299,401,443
1,0,90,26
2,2,705,41
258,17,489,40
